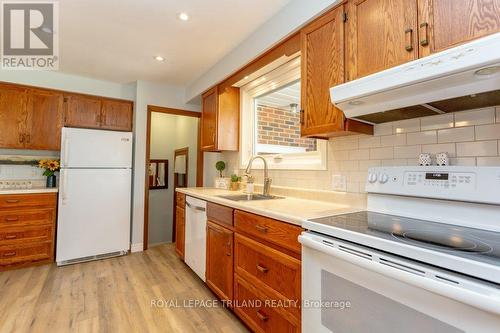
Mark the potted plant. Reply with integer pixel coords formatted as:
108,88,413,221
230,174,241,191
215,160,226,177
38,159,60,188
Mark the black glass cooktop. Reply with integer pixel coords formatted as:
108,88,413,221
310,211,500,266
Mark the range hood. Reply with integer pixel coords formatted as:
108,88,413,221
331,33,500,124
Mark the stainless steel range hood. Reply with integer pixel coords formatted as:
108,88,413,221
330,33,500,124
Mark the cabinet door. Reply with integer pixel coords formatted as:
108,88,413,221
200,87,218,151
0,84,28,149
175,206,185,259
418,0,500,57
346,0,418,80
101,99,133,131
25,89,63,150
301,6,346,136
206,221,233,301
64,95,102,129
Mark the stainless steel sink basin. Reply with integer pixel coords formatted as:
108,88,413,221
217,194,284,201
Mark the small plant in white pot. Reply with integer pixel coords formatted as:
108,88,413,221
214,161,229,189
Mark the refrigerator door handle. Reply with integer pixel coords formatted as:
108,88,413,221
61,171,68,204
63,136,69,167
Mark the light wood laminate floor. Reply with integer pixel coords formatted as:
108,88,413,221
0,244,248,333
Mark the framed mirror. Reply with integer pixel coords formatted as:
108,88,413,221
148,159,168,189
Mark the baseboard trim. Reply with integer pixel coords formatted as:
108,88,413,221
130,243,144,253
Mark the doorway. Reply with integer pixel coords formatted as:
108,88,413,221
144,105,203,250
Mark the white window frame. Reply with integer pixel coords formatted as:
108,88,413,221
239,56,328,171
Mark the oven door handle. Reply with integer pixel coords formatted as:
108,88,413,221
299,234,500,315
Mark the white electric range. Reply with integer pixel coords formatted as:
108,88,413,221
300,166,500,333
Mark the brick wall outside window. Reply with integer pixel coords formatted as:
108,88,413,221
257,104,317,152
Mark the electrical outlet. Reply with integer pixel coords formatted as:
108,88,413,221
332,174,347,192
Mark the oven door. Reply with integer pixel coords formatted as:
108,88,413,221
299,231,500,333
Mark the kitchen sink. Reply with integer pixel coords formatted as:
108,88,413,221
217,194,284,201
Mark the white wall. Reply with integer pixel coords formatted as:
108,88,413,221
185,0,340,102
131,81,200,250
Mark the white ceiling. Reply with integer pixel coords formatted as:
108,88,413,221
58,0,292,85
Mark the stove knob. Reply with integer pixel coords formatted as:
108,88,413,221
368,173,378,183
379,174,389,184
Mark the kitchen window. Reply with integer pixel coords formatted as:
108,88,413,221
239,55,327,170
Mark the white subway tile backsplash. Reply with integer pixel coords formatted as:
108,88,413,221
374,123,393,136
370,147,394,160
420,113,454,131
381,159,409,166
407,131,437,145
422,143,456,157
331,138,358,151
394,145,421,159
332,150,349,161
450,157,476,166
358,159,381,171
393,118,420,134
359,136,381,148
456,141,497,157
340,160,359,171
346,182,360,193
475,124,500,140
496,107,500,123
454,107,495,127
437,126,474,143
380,134,406,147
349,149,370,160
477,156,500,166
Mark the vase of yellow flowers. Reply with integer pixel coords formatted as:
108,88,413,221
38,160,60,188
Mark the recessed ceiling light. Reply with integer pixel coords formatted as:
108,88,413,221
154,56,165,62
177,12,189,21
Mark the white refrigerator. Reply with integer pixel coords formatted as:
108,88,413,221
56,127,132,265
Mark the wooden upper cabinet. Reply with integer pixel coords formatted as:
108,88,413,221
300,5,373,137
64,94,102,129
346,0,418,80
64,94,133,131
418,0,500,57
0,84,28,149
201,85,239,151
25,89,64,150
101,99,133,131
206,221,234,301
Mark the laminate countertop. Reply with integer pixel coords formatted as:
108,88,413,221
176,187,364,227
0,188,58,195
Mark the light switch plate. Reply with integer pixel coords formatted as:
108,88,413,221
332,174,347,191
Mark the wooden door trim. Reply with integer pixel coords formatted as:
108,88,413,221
172,147,189,242
143,105,203,250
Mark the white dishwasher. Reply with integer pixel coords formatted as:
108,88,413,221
184,196,207,281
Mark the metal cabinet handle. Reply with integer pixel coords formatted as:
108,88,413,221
256,310,269,322
5,217,19,222
25,134,30,143
405,28,414,52
225,242,232,257
5,199,20,203
255,225,268,233
3,251,16,257
5,235,17,240
420,22,429,46
256,264,268,273
19,134,24,143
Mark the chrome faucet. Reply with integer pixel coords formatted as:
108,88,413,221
245,155,272,197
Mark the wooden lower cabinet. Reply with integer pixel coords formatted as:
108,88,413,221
206,221,234,301
175,205,185,259
0,193,57,270
234,274,300,333
204,205,303,332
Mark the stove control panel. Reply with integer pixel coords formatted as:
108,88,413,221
366,166,500,205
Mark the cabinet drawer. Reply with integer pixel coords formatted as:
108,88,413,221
176,193,186,208
0,225,53,244
235,234,300,316
0,242,52,265
0,209,54,227
234,274,299,333
234,210,303,254
0,193,56,210
207,202,233,228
